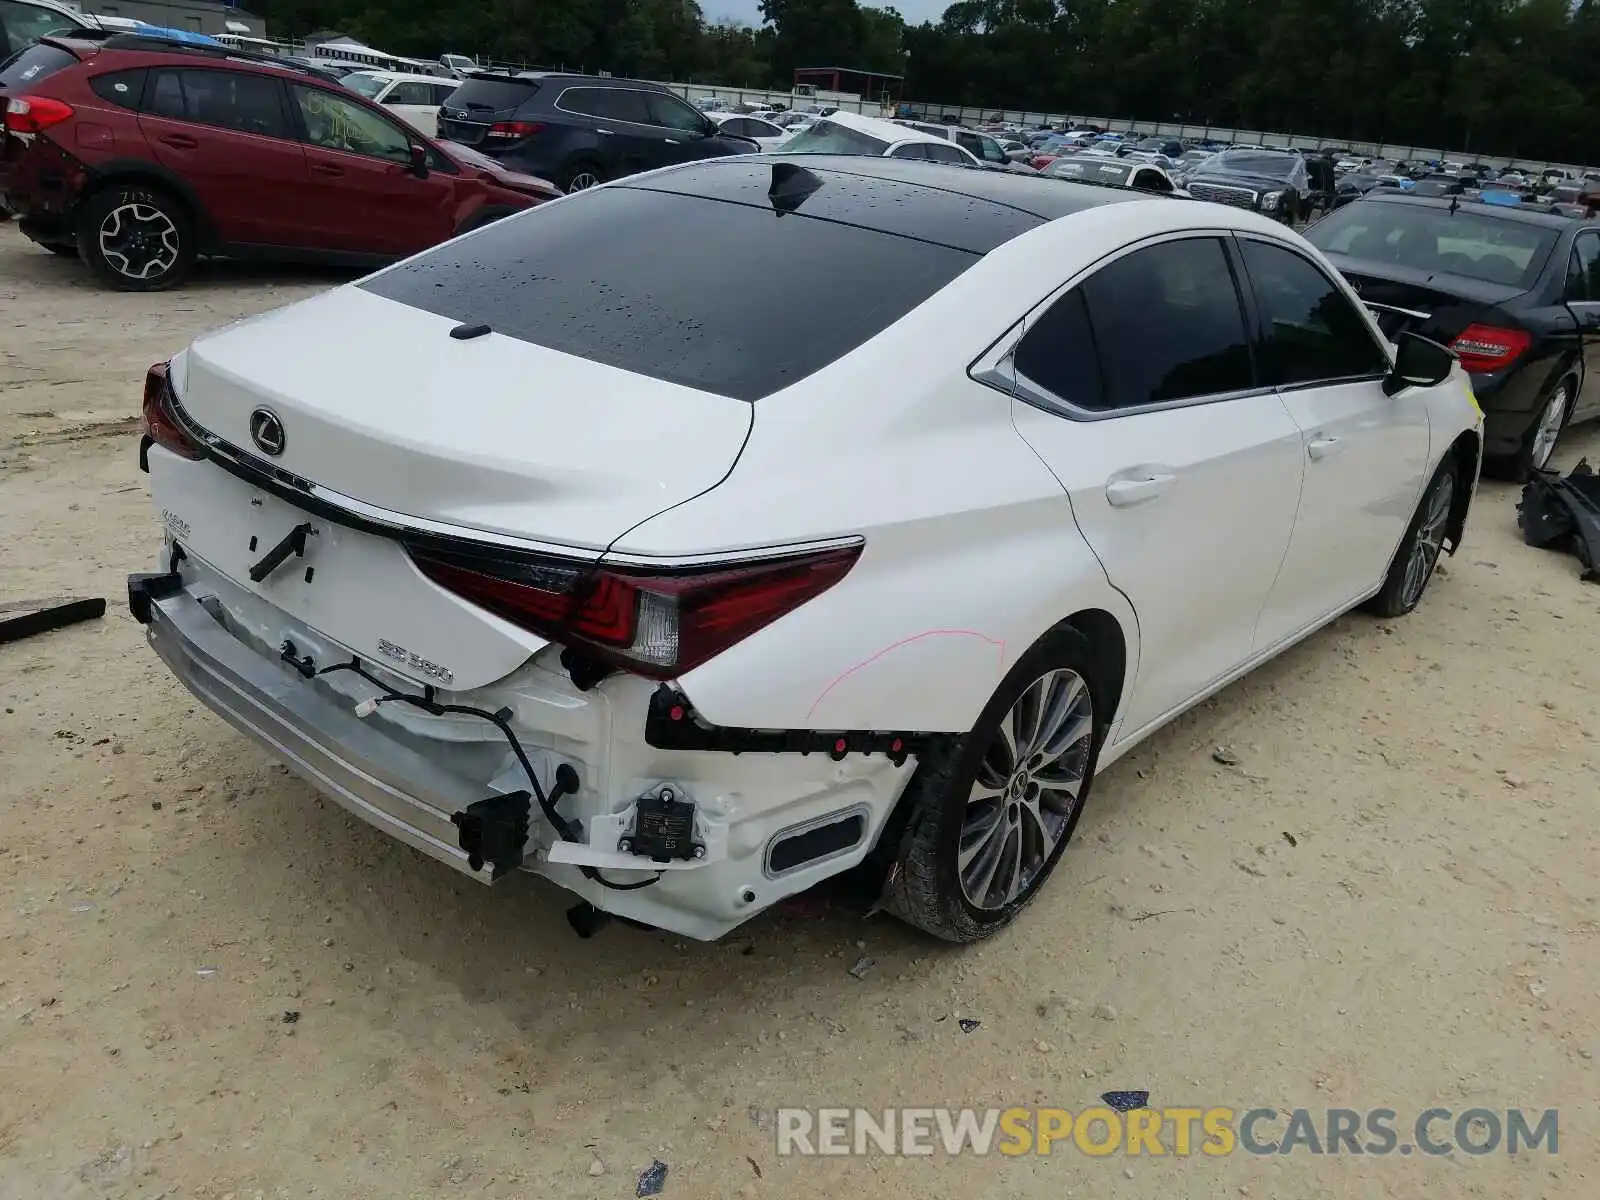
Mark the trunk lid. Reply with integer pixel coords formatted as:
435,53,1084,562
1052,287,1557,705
1323,253,1528,342
436,74,541,148
175,285,753,550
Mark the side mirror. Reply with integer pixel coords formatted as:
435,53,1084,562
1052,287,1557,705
1384,330,1454,395
408,143,429,178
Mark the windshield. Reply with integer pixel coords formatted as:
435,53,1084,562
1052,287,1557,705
782,119,889,157
340,72,388,98
1306,202,1558,289
1207,150,1302,180
1047,157,1133,186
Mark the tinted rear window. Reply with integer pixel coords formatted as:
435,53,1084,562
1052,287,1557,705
447,76,539,112
1307,202,1558,289
360,186,977,401
0,42,76,88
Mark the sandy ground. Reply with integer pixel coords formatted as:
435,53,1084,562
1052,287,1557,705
1,219,1598,1200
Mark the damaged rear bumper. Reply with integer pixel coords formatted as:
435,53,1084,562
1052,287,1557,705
142,582,501,882
130,561,915,940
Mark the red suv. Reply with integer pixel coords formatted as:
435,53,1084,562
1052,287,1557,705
0,35,560,290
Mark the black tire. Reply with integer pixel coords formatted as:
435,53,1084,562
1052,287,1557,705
43,242,79,257
559,160,605,193
75,184,196,292
1485,380,1571,483
883,625,1108,943
1363,455,1462,618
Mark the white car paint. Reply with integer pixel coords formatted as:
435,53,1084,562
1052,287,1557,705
135,163,1482,940
339,70,459,137
787,111,983,168
706,112,792,151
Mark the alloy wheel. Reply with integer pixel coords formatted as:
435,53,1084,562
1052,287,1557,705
958,668,1094,910
565,171,600,192
1400,471,1455,609
98,203,180,281
1530,386,1568,472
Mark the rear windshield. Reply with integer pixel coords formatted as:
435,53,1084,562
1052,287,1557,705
340,72,387,99
0,43,78,88
1306,202,1558,289
446,76,539,111
782,120,889,157
359,185,977,401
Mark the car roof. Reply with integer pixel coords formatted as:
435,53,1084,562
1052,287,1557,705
1358,191,1579,228
820,109,946,146
627,155,1151,255
464,70,668,91
346,69,456,86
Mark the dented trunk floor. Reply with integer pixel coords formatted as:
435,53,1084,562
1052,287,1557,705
2,221,1599,1200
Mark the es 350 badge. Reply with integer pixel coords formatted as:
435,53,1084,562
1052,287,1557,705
376,638,454,686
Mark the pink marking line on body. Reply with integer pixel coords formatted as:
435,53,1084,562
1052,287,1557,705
805,629,1006,723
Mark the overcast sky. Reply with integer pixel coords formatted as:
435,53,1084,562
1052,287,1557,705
706,0,950,29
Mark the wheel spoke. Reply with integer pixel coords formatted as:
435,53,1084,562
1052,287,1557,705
957,665,1095,911
958,805,1005,873
964,820,1010,905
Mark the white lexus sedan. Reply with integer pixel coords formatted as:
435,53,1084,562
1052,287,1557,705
130,156,1483,943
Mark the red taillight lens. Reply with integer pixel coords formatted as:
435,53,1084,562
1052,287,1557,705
4,96,74,134
142,362,204,460
1449,324,1531,373
411,545,862,679
485,121,543,141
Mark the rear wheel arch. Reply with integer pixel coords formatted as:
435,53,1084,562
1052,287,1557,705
77,163,216,251
1441,429,1480,553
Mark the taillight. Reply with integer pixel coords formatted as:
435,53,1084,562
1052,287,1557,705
142,362,204,460
485,121,543,141
410,544,862,679
1449,324,1531,373
4,96,74,134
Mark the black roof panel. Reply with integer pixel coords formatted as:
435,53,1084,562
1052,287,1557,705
621,155,1147,254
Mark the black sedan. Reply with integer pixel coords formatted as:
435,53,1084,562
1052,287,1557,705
1304,193,1600,477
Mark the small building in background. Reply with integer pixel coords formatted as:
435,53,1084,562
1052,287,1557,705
82,0,264,36
793,67,903,108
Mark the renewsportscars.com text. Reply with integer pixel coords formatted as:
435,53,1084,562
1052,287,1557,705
775,1106,1559,1157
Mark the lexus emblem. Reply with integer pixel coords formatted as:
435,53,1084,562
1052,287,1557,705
249,407,286,457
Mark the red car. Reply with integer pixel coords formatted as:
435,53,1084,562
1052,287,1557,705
0,35,559,290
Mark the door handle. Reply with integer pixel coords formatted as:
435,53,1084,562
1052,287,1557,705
311,163,345,176
663,137,680,145
1307,435,1343,461
595,128,614,135
1105,472,1175,507
157,134,199,149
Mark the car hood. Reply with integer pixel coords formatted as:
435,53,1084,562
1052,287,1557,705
1187,170,1297,190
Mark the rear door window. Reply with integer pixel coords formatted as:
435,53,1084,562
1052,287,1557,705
560,85,650,124
386,80,436,106
1021,237,1254,412
146,69,290,139
924,143,969,165
359,185,979,401
1565,232,1600,302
